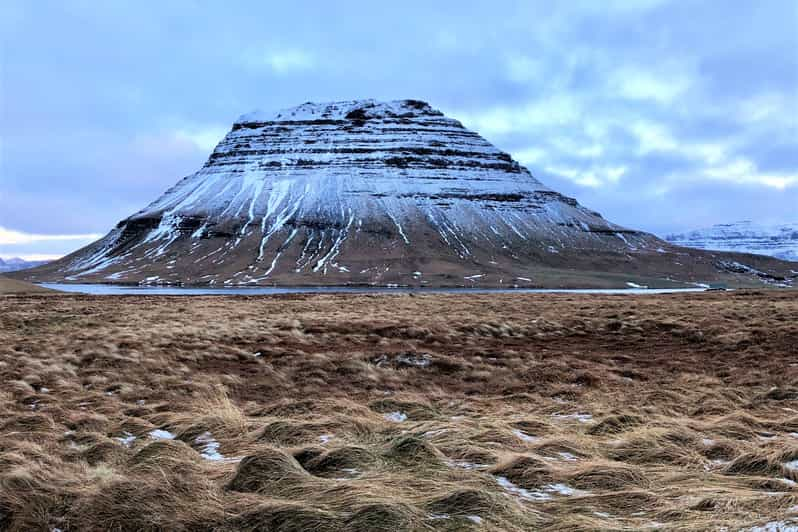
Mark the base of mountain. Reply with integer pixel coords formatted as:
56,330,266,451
11,240,798,289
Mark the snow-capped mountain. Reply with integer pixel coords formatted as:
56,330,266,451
17,100,796,288
666,221,798,262
0,257,50,273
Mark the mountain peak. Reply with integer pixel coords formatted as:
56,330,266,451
236,99,442,124
19,100,796,288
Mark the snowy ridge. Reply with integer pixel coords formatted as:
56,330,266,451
666,221,798,262
236,99,445,124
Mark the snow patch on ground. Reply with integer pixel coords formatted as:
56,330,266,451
115,432,136,447
551,413,593,423
395,353,431,367
747,520,798,532
194,431,239,462
547,483,579,496
495,476,550,501
148,429,175,440
447,459,489,470
384,411,408,423
495,476,584,502
513,429,539,443
335,467,361,480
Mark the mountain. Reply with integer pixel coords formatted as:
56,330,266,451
16,99,797,288
0,257,50,273
666,221,798,262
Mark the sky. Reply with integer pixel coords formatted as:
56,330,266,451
1,0,796,260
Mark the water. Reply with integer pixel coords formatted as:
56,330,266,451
38,283,708,296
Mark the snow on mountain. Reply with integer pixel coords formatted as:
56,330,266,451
0,258,50,273
666,221,798,262
16,100,797,288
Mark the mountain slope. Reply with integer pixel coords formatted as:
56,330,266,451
666,221,798,262
17,100,797,288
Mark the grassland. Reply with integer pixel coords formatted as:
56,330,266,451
0,276,57,295
1,291,797,531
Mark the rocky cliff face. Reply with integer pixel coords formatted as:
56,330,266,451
666,221,798,262
20,100,797,288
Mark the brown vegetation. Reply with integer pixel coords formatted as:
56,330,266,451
1,290,797,530
0,277,57,295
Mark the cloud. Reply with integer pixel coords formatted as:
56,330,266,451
0,227,101,259
611,67,692,104
174,127,229,152
505,55,545,83
0,226,102,246
452,95,581,137
242,48,316,75
702,158,798,189
513,147,546,166
543,164,627,188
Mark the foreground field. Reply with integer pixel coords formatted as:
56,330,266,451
1,291,797,531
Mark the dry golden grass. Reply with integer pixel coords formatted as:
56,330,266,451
1,290,797,531
0,277,57,295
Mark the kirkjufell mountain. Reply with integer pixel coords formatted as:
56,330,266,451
20,100,796,288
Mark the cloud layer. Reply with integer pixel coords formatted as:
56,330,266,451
0,226,101,260
1,0,795,256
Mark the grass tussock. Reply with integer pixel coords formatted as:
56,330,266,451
227,448,311,495
345,502,419,532
225,502,343,532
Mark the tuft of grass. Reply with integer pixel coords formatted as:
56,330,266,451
567,462,650,490
225,502,343,532
345,502,420,532
227,448,311,495
384,435,445,467
588,414,644,435
491,455,555,488
304,445,379,477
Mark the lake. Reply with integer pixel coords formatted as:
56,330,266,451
39,283,709,296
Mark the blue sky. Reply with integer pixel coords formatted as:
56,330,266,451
1,0,796,260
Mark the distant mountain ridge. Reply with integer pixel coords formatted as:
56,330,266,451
0,257,51,273
666,221,798,262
